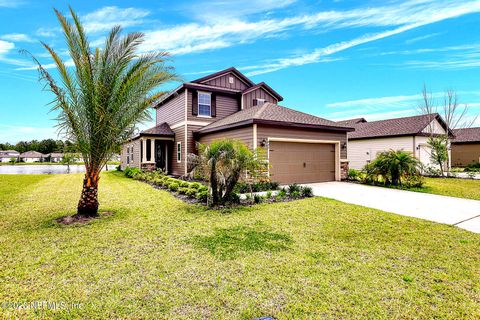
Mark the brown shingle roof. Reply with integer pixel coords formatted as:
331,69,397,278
140,122,174,136
348,113,445,140
198,103,353,134
336,118,367,126
452,127,480,143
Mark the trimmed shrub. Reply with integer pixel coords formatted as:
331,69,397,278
226,192,241,204
169,183,179,192
348,169,361,181
124,167,141,178
290,190,301,199
178,187,189,195
301,186,314,197
266,191,272,199
287,183,301,194
185,188,198,197
465,162,480,172
196,190,208,203
190,182,202,189
179,181,190,188
253,194,263,204
402,175,425,188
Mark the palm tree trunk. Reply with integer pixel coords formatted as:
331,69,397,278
77,172,99,216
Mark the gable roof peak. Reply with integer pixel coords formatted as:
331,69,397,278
191,66,255,87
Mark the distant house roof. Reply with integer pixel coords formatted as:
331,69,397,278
48,153,64,157
0,150,19,154
197,103,353,135
20,151,46,158
347,113,451,140
336,118,367,126
452,127,480,143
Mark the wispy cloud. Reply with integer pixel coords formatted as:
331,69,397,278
83,6,150,33
0,39,14,55
0,0,24,8
1,33,35,43
0,124,58,142
404,32,442,44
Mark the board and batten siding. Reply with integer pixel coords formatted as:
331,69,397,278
242,87,278,109
120,139,141,170
202,72,249,90
256,125,347,158
156,90,186,126
199,126,254,148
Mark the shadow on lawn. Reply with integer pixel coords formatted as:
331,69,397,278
189,225,293,260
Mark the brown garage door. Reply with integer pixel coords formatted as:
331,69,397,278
269,141,336,184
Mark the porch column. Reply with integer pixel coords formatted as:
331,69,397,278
142,138,147,163
165,143,168,173
150,139,155,163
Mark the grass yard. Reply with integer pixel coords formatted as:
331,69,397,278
0,173,479,319
413,177,480,201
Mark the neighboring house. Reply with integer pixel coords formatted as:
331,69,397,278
19,151,46,163
451,127,480,166
0,150,20,163
338,113,452,170
47,153,64,162
121,67,353,184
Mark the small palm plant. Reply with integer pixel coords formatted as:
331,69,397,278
369,150,420,186
189,139,267,206
26,7,176,217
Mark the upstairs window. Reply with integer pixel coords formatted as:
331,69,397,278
198,92,211,117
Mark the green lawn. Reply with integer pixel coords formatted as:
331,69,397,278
1,173,479,319
413,177,480,201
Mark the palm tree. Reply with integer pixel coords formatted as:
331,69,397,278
373,150,420,186
26,7,176,217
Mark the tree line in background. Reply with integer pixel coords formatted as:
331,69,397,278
0,139,78,154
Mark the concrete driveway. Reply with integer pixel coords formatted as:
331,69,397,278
305,182,480,233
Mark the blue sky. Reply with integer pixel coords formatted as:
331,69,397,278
1,0,480,142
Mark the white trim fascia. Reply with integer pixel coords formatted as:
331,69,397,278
184,89,188,175
253,124,257,149
267,137,341,181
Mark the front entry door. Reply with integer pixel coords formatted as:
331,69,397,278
155,141,166,171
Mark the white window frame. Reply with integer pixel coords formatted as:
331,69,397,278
198,91,211,117
256,98,265,106
130,146,134,162
177,142,182,163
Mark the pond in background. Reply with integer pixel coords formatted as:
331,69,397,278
0,164,114,174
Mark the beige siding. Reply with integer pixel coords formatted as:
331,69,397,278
202,72,249,90
156,90,186,126
422,119,447,134
169,126,185,176
452,143,480,166
199,126,254,148
242,87,278,109
256,125,347,158
348,136,415,170
120,139,141,170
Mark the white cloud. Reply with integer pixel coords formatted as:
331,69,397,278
15,59,75,71
36,27,58,38
83,6,150,33
0,124,58,143
1,33,35,43
0,0,24,8
0,39,14,55
404,32,441,44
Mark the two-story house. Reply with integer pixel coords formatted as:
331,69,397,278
121,67,353,184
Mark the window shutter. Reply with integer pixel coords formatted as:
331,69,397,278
253,99,258,106
192,91,198,116
211,93,217,117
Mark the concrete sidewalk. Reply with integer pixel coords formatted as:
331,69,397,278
305,182,480,233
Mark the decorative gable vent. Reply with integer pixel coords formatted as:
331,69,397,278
228,76,234,84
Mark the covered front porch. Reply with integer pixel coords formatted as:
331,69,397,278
138,122,175,173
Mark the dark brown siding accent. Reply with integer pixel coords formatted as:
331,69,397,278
452,143,480,166
170,126,185,176
199,125,253,148
203,72,249,90
192,90,198,116
256,125,348,158
242,87,277,109
156,90,185,126
187,93,240,123
211,93,217,117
